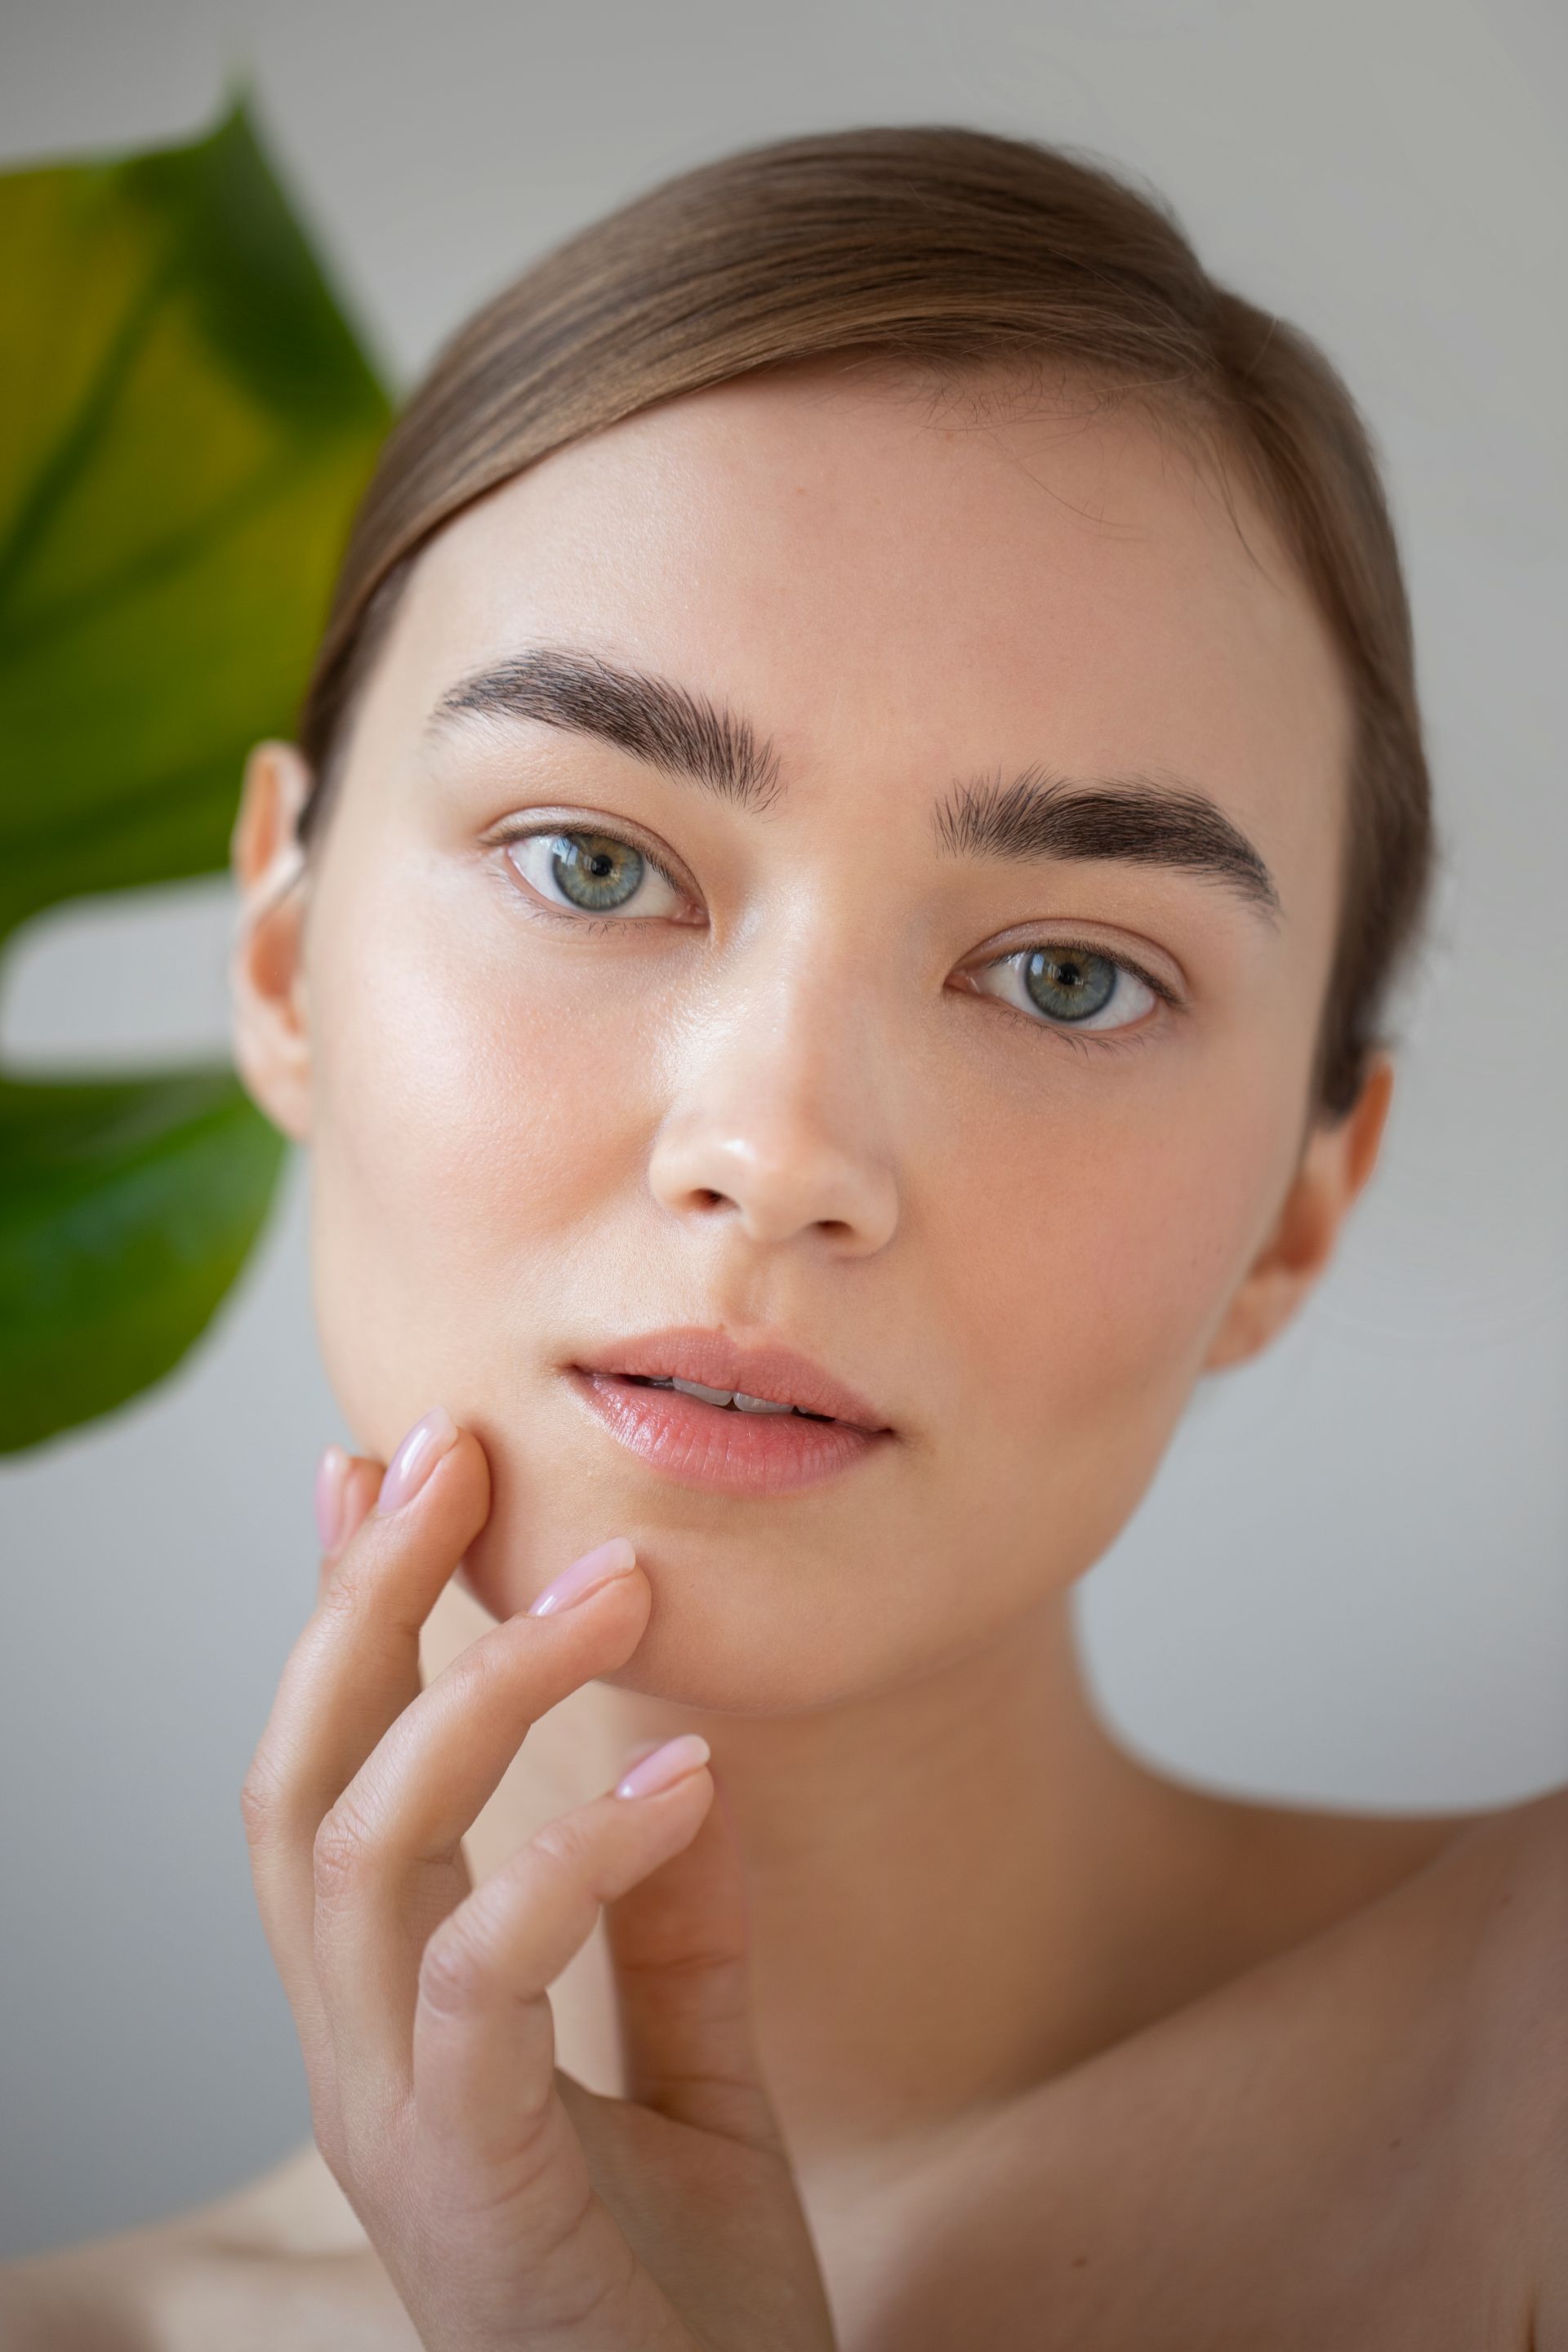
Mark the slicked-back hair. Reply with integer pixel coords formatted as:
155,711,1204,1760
296,124,1435,1129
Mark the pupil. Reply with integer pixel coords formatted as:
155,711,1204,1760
550,831,644,911
1023,949,1116,1022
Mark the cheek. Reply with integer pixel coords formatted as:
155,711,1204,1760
932,1067,1287,1555
304,878,647,1448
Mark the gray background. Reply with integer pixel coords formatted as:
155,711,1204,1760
2,0,1564,2265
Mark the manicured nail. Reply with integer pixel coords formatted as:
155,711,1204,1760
614,1733,710,1800
375,1407,458,1516
314,1443,350,1555
527,1537,637,1619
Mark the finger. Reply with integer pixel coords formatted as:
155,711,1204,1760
261,1448,385,2057
245,1442,384,2083
315,1447,383,1593
241,1410,488,2069
411,1740,713,2223
311,1552,653,2106
606,1767,786,2154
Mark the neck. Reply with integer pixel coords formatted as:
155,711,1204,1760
423,1579,1233,2163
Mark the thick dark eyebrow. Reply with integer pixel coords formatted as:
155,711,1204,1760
429,646,783,812
933,768,1282,924
433,649,1281,921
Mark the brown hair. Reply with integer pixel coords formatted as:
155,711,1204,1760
296,124,1435,1127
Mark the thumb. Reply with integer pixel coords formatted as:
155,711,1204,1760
604,1764,784,2155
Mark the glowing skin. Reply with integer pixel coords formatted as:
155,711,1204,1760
238,370,1361,1715
208,365,1568,2344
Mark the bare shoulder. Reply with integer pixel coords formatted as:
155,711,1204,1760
1254,1775,1566,2010
1443,1784,1567,2049
1436,1784,1568,2341
1330,1782,1566,2123
0,2144,417,2352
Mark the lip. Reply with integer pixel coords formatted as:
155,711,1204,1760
564,1327,894,1498
573,1329,889,1428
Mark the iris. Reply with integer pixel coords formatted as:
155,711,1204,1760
1021,948,1118,1023
546,831,646,911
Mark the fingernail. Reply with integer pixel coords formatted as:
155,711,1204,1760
527,1537,637,1619
314,1443,350,1555
375,1407,458,1516
614,1733,710,1800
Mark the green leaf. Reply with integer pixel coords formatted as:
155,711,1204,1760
0,101,392,1454
0,1071,287,1454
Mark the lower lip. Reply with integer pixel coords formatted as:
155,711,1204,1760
568,1372,889,1497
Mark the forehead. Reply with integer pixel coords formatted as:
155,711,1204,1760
379,364,1352,929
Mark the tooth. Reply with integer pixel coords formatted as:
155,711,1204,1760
672,1378,733,1405
733,1392,793,1414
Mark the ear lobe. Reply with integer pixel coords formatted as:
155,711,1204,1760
229,740,315,1143
1200,1054,1396,1375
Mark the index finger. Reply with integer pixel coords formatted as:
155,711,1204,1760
274,1410,492,1809
241,1411,491,2037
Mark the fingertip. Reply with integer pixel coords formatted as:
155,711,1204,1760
315,1453,383,1588
613,1733,711,1802
314,1443,351,1555
368,1414,490,1535
338,1457,384,1549
373,1406,460,1517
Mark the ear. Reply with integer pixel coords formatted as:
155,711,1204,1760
229,740,314,1144
1200,1053,1395,1374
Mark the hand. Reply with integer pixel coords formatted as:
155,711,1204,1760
240,1407,837,2351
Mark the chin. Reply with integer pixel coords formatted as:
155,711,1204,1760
604,1628,873,1717
454,1502,947,1717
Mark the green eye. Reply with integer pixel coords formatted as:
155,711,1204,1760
506,828,683,919
972,944,1157,1033
1022,948,1118,1022
548,831,644,909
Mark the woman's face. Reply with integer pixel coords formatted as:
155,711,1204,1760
245,365,1368,1712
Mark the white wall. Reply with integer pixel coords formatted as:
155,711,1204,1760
2,0,1563,2261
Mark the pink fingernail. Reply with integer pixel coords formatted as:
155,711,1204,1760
375,1407,458,1516
314,1444,350,1555
614,1734,710,1799
527,1538,637,1619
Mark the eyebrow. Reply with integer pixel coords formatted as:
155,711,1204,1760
430,646,783,812
433,644,1281,924
933,768,1282,924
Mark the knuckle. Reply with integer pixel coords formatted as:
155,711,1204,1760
315,1554,378,1628
442,1632,514,1708
531,1813,596,1883
311,1793,381,1900
416,1927,491,2017
454,1619,547,1713
543,2230,642,2338
238,1747,287,1843
317,1549,428,1648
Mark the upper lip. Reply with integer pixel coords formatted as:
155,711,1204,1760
571,1328,892,1432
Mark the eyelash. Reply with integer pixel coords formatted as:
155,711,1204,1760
488,817,1181,1056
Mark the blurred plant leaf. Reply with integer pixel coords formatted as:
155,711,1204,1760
0,101,391,1454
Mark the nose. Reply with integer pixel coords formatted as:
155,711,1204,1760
646,978,900,1256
